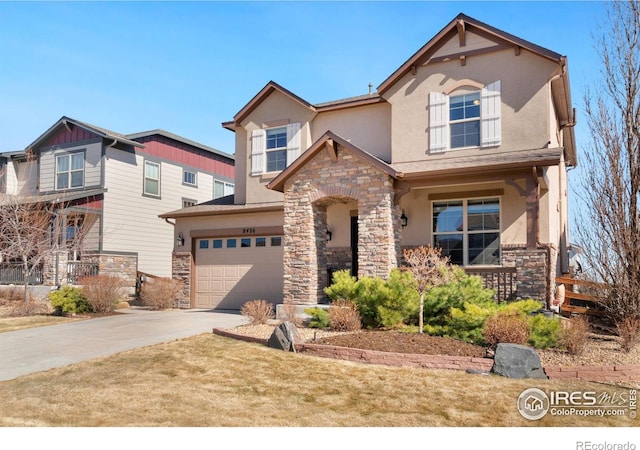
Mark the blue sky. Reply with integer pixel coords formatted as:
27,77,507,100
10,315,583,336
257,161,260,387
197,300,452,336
0,1,604,153
0,0,607,232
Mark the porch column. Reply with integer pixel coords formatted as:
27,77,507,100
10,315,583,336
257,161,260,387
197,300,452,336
526,171,540,250
282,193,317,305
357,183,400,278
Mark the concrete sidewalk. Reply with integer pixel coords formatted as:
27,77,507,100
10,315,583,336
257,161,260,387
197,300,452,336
0,307,248,382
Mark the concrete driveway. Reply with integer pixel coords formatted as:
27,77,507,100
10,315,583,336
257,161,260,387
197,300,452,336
0,307,248,382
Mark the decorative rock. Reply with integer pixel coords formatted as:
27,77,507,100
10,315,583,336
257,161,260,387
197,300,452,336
268,321,303,352
492,343,548,379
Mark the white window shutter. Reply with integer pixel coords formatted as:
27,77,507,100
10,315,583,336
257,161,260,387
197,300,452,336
429,92,449,153
286,122,301,166
481,80,501,147
250,129,265,175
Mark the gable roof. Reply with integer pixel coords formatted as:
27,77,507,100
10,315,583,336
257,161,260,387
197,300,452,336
267,131,402,193
27,116,144,150
222,82,386,131
377,13,564,94
227,81,316,129
126,129,234,161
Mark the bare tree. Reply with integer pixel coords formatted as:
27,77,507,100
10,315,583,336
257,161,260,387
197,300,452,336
0,152,88,303
0,195,60,301
402,246,452,333
576,0,640,348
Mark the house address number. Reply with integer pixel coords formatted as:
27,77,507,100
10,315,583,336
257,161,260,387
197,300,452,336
242,228,256,234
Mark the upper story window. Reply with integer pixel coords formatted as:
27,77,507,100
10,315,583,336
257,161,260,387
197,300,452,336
182,198,197,208
429,81,501,153
183,170,197,187
432,197,501,266
266,127,287,172
214,180,234,199
144,160,160,197
250,122,301,176
449,92,480,149
56,152,85,190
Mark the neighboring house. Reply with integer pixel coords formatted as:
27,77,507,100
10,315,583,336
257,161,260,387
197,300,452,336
160,13,577,311
0,116,234,288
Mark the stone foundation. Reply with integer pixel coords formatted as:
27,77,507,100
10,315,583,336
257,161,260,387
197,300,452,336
172,252,192,308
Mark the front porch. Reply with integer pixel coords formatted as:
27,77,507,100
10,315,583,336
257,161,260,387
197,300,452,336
267,132,564,309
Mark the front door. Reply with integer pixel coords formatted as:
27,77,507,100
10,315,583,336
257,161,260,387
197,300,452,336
351,216,358,277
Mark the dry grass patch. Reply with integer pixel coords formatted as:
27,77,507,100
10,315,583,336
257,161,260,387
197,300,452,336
0,333,634,427
0,315,82,333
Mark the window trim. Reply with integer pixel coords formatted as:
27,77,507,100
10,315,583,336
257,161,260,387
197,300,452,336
250,122,301,176
143,160,161,198
213,179,235,199
265,126,288,173
182,198,197,208
182,170,197,187
431,196,501,267
55,150,85,191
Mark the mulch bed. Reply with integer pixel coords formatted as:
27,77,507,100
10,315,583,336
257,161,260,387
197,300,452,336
312,331,488,358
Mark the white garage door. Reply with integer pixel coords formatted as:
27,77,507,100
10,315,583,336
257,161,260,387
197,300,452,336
194,236,284,310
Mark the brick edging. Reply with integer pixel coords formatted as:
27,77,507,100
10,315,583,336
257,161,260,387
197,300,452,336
212,328,640,382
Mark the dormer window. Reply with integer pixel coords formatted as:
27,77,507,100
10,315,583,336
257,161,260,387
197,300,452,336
429,81,501,153
250,123,301,175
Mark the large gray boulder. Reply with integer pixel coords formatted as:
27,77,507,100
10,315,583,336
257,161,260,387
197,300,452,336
492,343,547,379
268,321,302,352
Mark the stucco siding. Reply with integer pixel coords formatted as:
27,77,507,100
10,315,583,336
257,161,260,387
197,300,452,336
385,48,559,164
240,90,316,205
312,103,392,162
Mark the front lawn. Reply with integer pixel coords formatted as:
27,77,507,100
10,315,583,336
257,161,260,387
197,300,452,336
0,333,634,427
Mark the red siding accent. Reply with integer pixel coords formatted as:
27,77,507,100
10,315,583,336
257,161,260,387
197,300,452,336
69,196,103,210
46,125,99,147
136,136,234,178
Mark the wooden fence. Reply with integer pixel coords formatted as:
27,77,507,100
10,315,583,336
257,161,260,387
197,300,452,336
555,276,605,317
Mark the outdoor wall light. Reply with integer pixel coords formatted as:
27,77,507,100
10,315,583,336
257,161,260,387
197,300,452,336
176,232,185,247
326,229,333,241
400,212,408,229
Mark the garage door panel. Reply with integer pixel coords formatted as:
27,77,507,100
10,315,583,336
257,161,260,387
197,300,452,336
195,237,283,309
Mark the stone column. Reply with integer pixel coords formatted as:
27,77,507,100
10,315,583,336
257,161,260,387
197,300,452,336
172,251,192,308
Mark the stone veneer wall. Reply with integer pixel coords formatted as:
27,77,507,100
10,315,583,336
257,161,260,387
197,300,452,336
502,245,552,306
172,251,192,309
283,147,401,305
42,250,69,286
81,253,138,289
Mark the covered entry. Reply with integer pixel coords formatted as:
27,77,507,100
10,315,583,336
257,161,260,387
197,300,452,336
194,235,284,309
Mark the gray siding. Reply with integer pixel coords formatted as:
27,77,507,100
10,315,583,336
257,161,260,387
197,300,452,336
39,141,102,193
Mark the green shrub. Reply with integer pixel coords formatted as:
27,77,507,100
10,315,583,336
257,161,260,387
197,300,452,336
422,267,496,328
324,270,358,301
528,314,562,349
324,269,419,328
305,307,330,329
48,286,91,315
